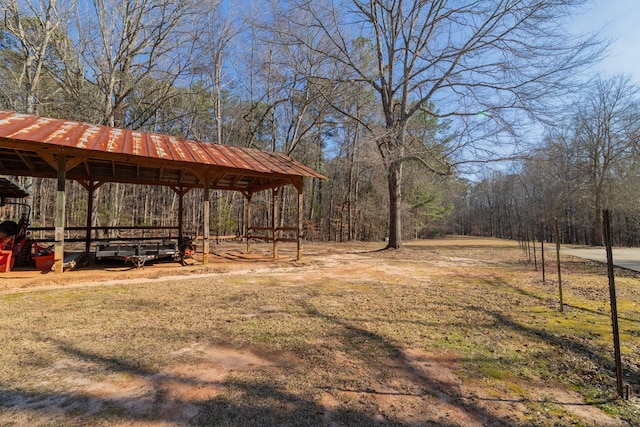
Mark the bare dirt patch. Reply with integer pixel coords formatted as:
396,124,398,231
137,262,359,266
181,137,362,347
1,343,270,426
0,237,637,426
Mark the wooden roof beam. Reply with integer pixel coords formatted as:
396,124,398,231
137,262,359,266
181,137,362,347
38,150,88,173
16,150,37,172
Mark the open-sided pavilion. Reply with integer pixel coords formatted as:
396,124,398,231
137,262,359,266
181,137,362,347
0,111,326,273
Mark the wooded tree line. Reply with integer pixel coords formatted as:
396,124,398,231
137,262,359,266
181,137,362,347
0,0,612,246
455,75,640,246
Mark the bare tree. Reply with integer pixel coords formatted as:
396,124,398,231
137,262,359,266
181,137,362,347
567,75,640,245
294,0,604,248
242,3,336,156
0,0,63,114
460,76,640,246
66,0,202,127
190,0,240,144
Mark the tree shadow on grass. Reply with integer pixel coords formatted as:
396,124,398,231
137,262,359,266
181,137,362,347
563,302,640,325
300,301,518,426
2,311,520,426
0,336,442,426
484,272,640,325
299,290,634,425
0,380,409,427
478,307,640,393
196,378,416,427
446,273,639,393
2,279,632,426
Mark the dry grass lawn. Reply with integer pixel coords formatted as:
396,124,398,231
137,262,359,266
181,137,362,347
0,236,639,426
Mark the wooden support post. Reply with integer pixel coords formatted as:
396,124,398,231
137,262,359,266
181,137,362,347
54,154,66,274
83,181,102,254
76,180,104,252
272,187,279,260
203,179,210,265
297,181,303,261
178,188,184,243
85,184,94,254
245,192,252,254
77,180,105,254
170,185,190,246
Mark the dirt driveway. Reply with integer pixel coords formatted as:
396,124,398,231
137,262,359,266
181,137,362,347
0,238,636,426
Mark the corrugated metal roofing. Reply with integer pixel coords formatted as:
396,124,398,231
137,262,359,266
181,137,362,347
0,111,326,182
0,175,28,199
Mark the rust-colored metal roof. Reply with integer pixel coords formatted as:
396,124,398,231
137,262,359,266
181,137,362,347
0,111,326,191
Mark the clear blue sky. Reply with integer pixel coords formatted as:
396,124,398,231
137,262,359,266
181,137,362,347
569,0,640,80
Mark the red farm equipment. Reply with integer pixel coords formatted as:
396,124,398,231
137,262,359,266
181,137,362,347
0,177,32,273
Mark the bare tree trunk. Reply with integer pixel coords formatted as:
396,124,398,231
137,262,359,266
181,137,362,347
347,123,360,241
594,192,603,246
387,159,402,248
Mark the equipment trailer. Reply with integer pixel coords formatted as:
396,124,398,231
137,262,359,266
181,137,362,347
95,240,179,268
